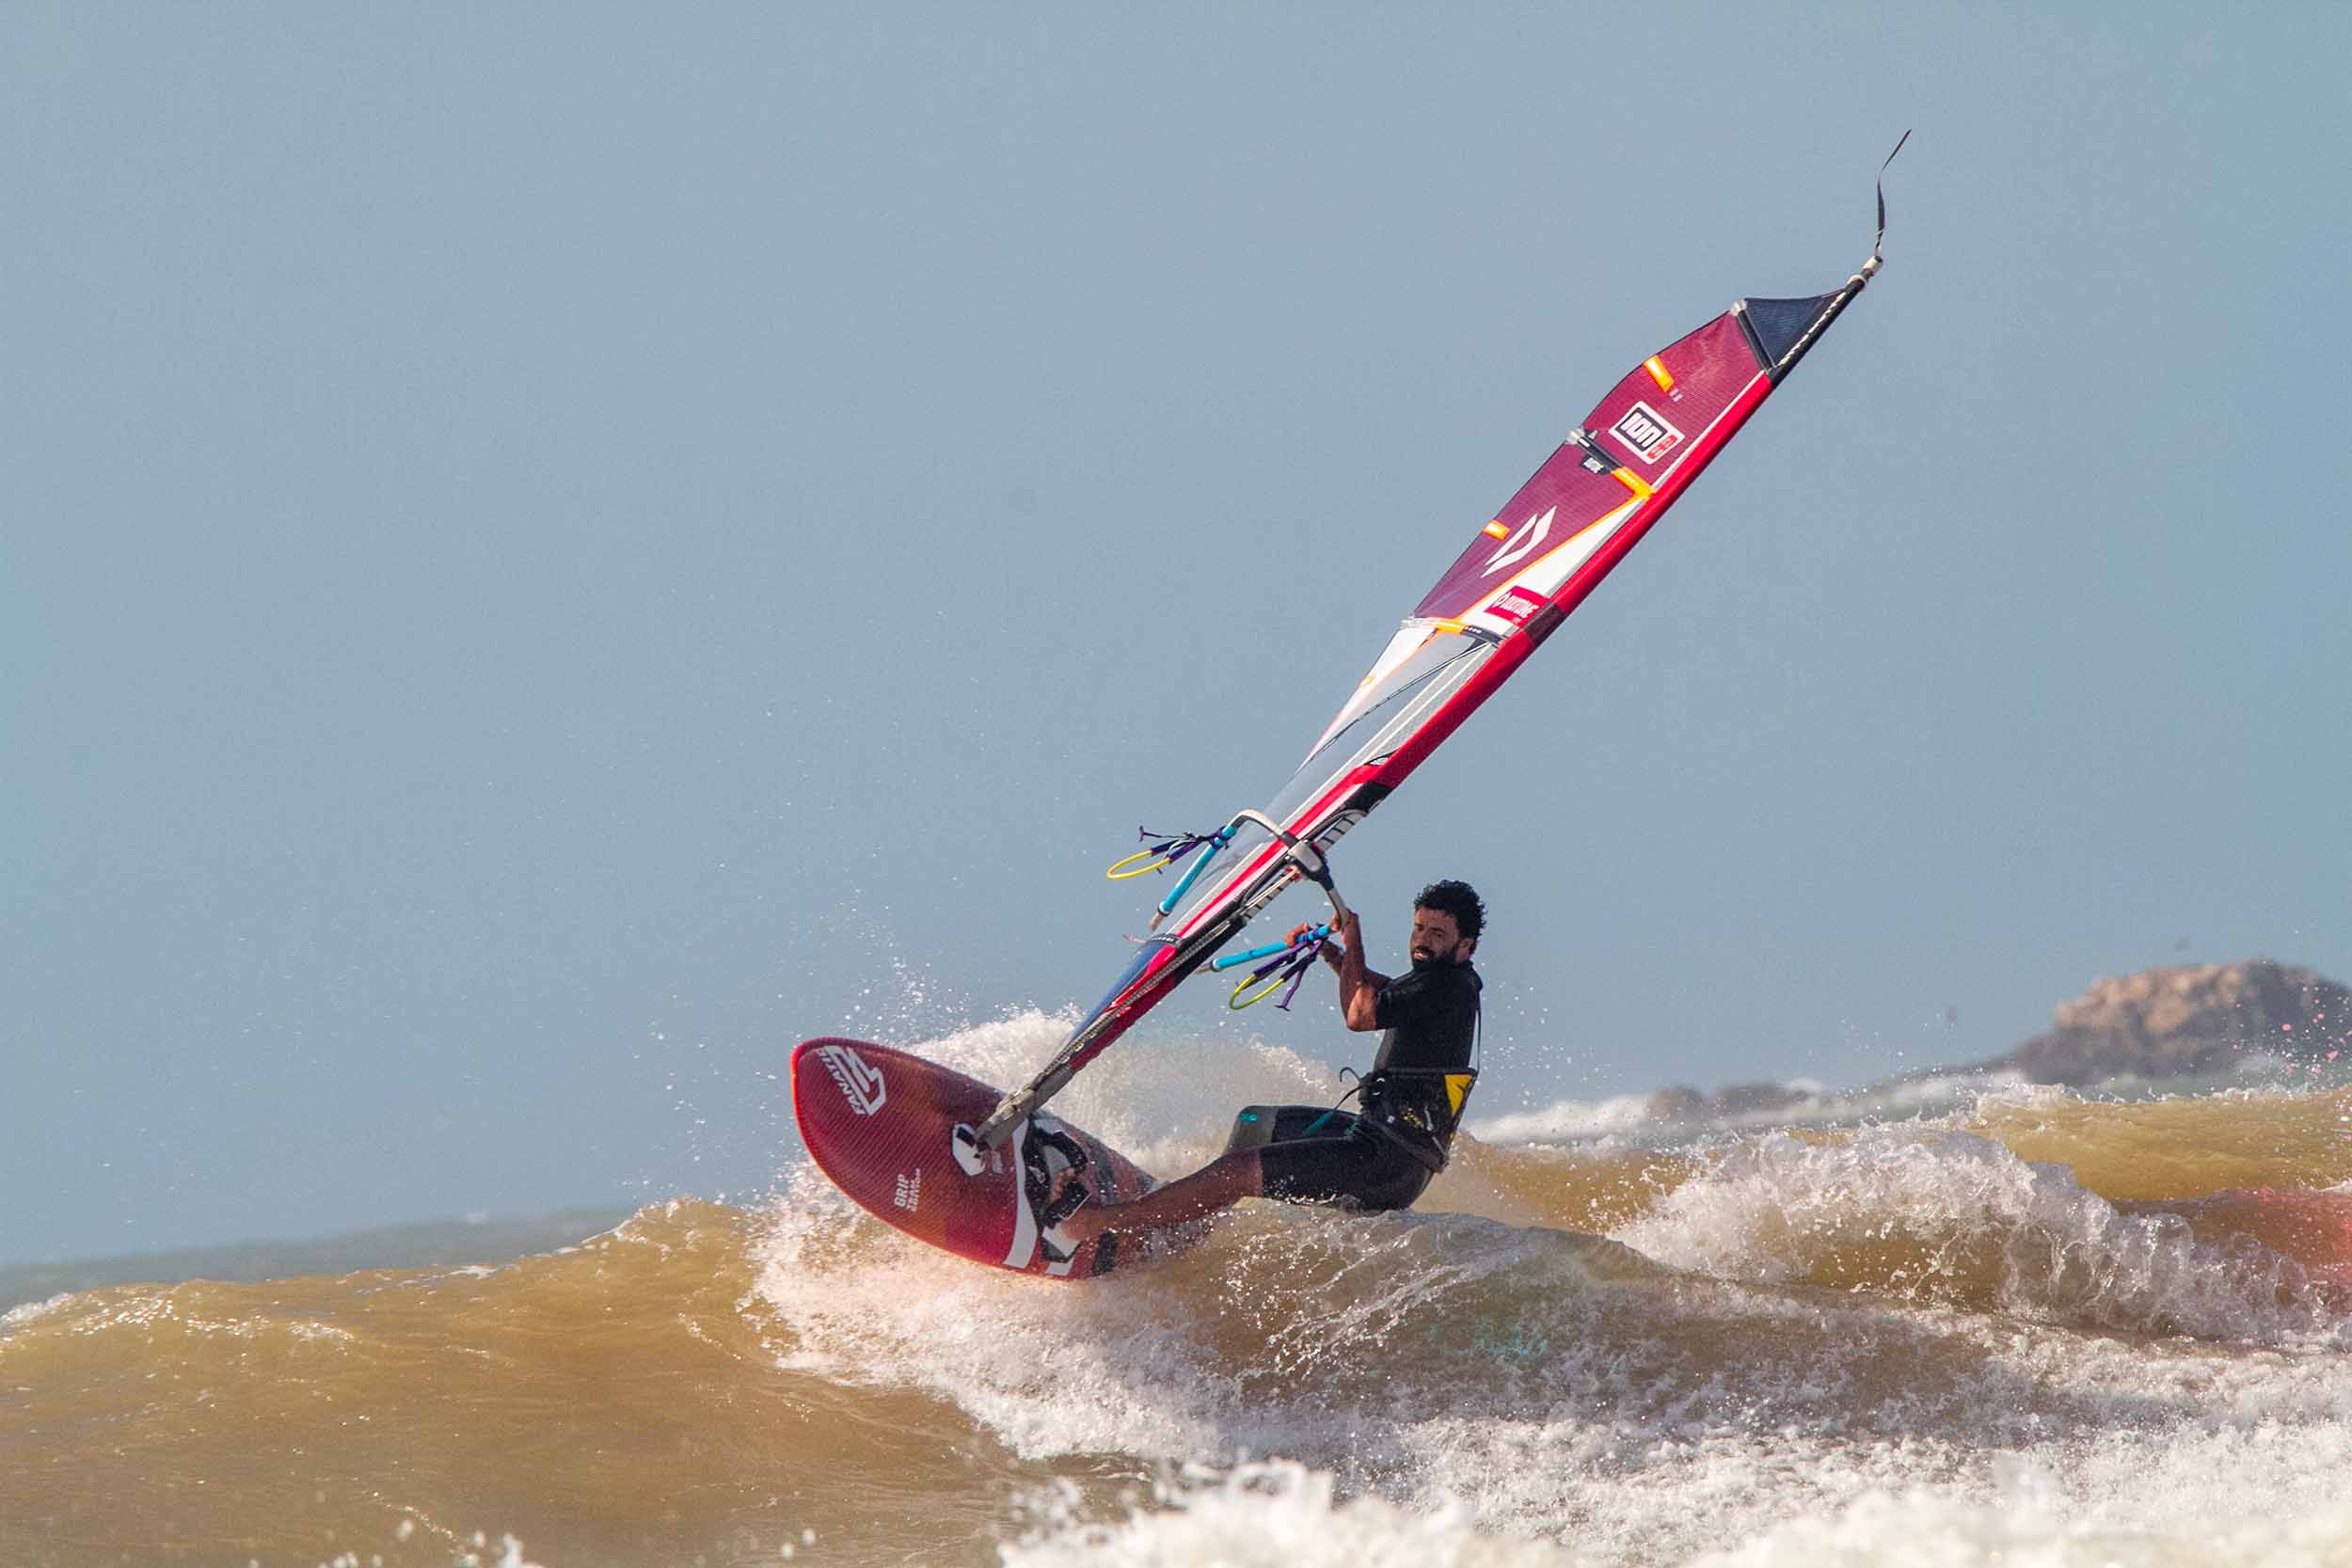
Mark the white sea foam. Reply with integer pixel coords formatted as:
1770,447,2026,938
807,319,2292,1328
1466,1092,1660,1144
1466,1069,2045,1148
995,1447,2352,1568
766,1023,2352,1566
758,1188,1239,1459
0,1291,74,1330
999,1461,1587,1567
756,1150,2352,1560
1617,1124,2349,1345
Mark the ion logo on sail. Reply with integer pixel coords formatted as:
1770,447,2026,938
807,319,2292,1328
1610,401,1684,465
817,1044,887,1116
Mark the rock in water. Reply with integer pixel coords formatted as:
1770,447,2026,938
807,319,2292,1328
2009,960,2352,1085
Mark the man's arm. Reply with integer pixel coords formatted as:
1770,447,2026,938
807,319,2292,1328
1324,910,1388,1032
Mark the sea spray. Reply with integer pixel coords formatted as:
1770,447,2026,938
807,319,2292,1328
11,1064,2352,1567
1618,1125,2349,1343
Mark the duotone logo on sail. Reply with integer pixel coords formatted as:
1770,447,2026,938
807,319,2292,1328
818,1044,887,1116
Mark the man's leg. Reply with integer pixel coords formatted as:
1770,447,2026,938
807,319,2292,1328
1058,1147,1263,1244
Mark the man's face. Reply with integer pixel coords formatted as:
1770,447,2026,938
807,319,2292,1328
1409,907,1472,967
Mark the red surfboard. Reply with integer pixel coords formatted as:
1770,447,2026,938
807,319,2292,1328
790,1037,1168,1279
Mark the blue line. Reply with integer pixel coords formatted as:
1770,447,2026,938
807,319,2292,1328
1156,828,1230,916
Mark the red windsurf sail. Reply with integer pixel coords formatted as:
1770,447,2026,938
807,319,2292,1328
973,145,1905,1148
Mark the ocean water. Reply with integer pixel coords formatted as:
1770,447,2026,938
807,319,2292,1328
7,1010,2352,1567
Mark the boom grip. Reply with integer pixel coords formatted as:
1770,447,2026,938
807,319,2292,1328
1157,830,1229,916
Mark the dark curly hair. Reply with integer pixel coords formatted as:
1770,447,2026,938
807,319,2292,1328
1414,879,1485,944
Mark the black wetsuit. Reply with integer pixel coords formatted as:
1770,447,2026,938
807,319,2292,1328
1226,960,1482,1212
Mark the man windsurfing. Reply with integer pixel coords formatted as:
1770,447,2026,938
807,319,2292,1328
1057,880,1483,1248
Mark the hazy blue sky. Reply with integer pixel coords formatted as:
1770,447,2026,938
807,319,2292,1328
8,3,2349,1264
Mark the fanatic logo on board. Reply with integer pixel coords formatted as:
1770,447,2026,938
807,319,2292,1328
1610,401,1685,465
817,1044,887,1117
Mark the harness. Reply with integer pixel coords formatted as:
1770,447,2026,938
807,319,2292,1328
1322,992,1482,1173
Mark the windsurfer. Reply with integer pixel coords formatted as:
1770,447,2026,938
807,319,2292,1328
1055,881,1484,1248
